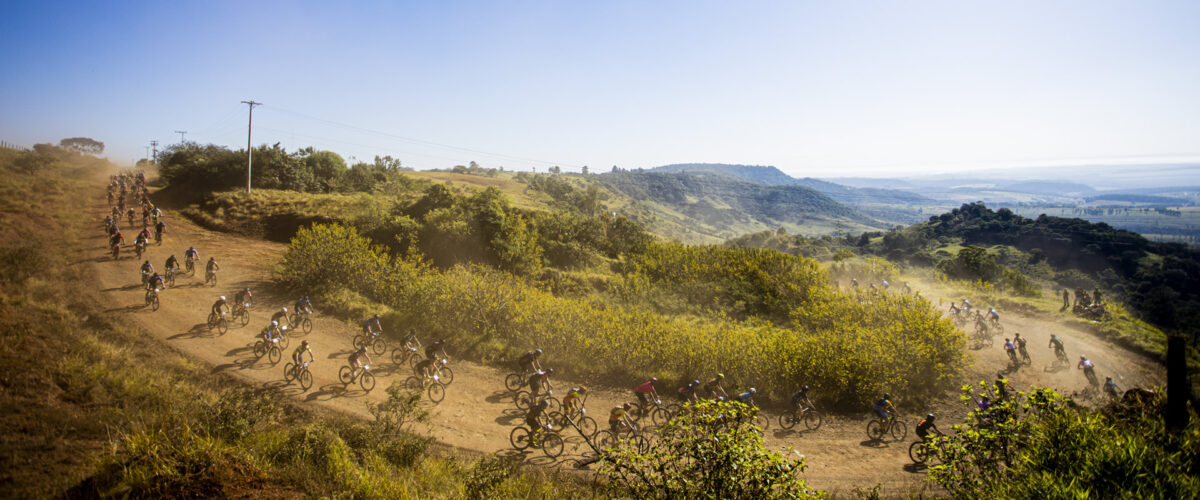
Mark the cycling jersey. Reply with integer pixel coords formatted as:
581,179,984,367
1004,341,1015,351
270,311,288,324
362,317,381,332
147,275,163,290
916,418,935,438
635,381,655,394
608,407,627,422
234,290,251,305
165,256,178,269
563,392,581,408
527,372,548,390
426,341,446,359
348,351,363,365
211,299,227,315
736,392,754,405
1078,359,1094,370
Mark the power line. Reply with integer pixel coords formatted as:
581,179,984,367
174,130,188,143
241,100,262,194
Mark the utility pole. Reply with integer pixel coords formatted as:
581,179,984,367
150,140,159,164
241,100,261,194
174,130,188,143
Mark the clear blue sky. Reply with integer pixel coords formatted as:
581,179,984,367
2,1,1198,176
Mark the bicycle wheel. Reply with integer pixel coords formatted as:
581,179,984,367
301,317,312,333
371,338,387,356
909,441,929,464
151,295,160,311
338,366,353,385
283,363,296,382
288,313,300,326
408,355,423,370
541,432,564,458
404,376,422,391
755,413,770,431
253,341,266,359
866,420,883,441
352,334,366,350
438,366,454,386
577,416,598,438
803,410,823,431
299,369,313,390
166,273,175,287
217,318,228,335
239,311,250,326
594,430,616,450
210,273,217,286
391,348,409,365
360,371,376,392
510,426,532,450
778,411,798,430
651,407,671,428
890,420,908,440
277,335,289,350
514,391,532,410
629,434,651,454
268,345,281,365
428,382,446,403
505,373,525,392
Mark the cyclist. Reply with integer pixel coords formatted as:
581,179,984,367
425,339,448,362
735,387,758,406
210,295,228,318
1049,334,1066,360
292,340,314,368
525,399,552,443
975,395,993,416
873,393,896,422
270,307,289,327
948,302,960,315
790,385,814,411
1103,377,1119,398
563,386,587,415
518,349,544,374
881,279,890,290
146,272,164,292
1003,338,1017,364
915,413,941,441
961,298,972,313
164,254,179,273
988,307,1000,325
347,346,372,379
294,296,312,316
677,380,701,402
608,403,635,434
234,287,252,310
259,321,279,343
527,369,554,400
205,257,219,277
184,246,199,265
154,220,165,241
1077,355,1096,381
413,354,439,380
134,231,148,248
850,278,859,289
995,373,1009,401
1014,332,1029,361
703,373,729,400
138,226,151,242
139,259,154,278
108,230,124,249
126,207,136,226
634,378,659,406
362,314,382,336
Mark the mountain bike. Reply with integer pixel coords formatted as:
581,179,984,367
509,425,565,458
548,406,598,439
778,403,823,431
204,268,217,286
390,337,422,368
185,257,196,275
352,331,388,356
253,335,283,365
207,310,229,335
515,389,561,412
404,372,447,403
909,433,944,465
111,244,120,260
866,415,907,442
144,287,160,311
1083,366,1098,387
505,371,532,392
231,302,251,327
1018,345,1032,366
165,268,176,287
594,422,650,454
288,309,313,334
630,397,672,428
339,363,376,392
134,241,145,260
283,360,314,391
154,229,162,245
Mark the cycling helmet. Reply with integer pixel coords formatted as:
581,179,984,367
803,385,810,391
693,379,701,387
219,296,226,301
373,313,381,319
578,385,588,393
358,346,367,354
144,260,150,265
884,392,891,399
535,348,543,356
717,373,725,380
439,339,446,344
623,402,632,409
538,399,549,408
281,307,287,313
546,368,555,375
271,320,278,326
1080,355,1087,360
651,377,658,384
1005,338,1010,342
1105,376,1112,381
926,413,935,421
749,387,756,394
244,287,250,292
301,339,309,345
208,257,214,260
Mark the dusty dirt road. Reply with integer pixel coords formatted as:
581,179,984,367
84,187,1164,496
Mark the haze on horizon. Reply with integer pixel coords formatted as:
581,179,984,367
1,1,1198,178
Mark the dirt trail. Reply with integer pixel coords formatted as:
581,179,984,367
83,188,1164,496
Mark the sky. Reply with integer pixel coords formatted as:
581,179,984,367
1,1,1198,177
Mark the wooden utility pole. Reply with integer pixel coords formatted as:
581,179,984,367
241,100,261,194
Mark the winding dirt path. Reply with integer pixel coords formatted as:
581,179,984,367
82,186,1164,496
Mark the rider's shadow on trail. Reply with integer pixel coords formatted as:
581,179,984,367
305,384,347,402
772,428,816,439
494,411,524,426
168,323,217,340
1043,364,1069,374
999,364,1021,376
262,380,308,397
103,304,144,314
903,463,928,474
485,391,510,404
859,439,889,448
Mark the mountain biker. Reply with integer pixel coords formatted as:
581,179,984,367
140,260,154,275
791,385,814,411
677,380,701,402
961,298,971,312
134,232,148,247
948,302,960,315
294,296,312,315
164,254,179,273
703,374,729,399
413,355,440,379
988,307,1000,324
205,257,219,275
184,246,198,263
735,387,758,406
881,280,889,290
211,296,228,317
270,307,289,327
259,321,279,342
518,349,544,374
108,231,124,249
995,373,1008,401
154,220,165,240
1077,355,1096,380
527,369,554,400
609,403,634,433
873,393,895,421
915,414,941,441
1003,338,1017,363
146,272,164,292
362,314,382,335
138,227,151,241
1103,377,1119,397
234,287,252,309
634,378,659,406
425,339,448,361
563,386,587,415
348,346,371,377
525,399,551,442
1049,334,1065,359
293,340,313,367
1014,333,1028,360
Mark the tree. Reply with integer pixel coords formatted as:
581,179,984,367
59,137,104,155
581,165,589,175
